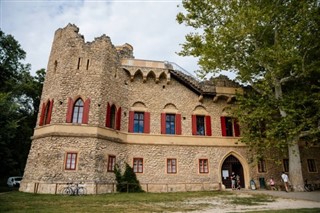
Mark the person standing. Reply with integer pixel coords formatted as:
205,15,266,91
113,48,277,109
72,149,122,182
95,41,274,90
231,172,236,190
281,172,289,192
236,174,241,190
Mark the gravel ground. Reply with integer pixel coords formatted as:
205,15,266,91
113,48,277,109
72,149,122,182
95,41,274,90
187,190,320,213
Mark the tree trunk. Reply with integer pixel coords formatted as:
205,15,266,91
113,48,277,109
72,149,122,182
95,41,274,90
274,79,304,191
288,136,305,191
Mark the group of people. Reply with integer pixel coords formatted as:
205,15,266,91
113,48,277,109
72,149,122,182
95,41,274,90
268,172,290,192
231,171,290,192
231,172,241,190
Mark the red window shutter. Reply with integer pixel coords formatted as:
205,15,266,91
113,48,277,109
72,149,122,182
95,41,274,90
221,116,227,136
66,97,74,123
39,102,46,126
82,98,91,124
106,103,111,127
46,99,54,124
234,119,240,137
116,107,121,130
144,112,150,133
176,113,182,135
192,115,197,135
128,111,134,132
161,113,166,134
205,115,212,136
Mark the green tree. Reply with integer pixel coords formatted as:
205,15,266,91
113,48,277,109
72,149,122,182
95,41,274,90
177,0,320,191
0,30,45,180
114,163,144,193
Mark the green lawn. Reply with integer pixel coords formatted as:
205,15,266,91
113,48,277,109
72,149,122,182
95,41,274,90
0,190,319,213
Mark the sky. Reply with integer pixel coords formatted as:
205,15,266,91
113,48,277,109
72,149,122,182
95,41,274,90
1,0,204,77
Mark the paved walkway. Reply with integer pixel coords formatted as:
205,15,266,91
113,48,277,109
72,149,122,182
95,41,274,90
243,189,320,202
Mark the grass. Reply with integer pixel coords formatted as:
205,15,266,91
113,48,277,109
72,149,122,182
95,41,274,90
0,190,319,213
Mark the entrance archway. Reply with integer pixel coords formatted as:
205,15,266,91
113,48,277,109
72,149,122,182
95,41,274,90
221,155,244,188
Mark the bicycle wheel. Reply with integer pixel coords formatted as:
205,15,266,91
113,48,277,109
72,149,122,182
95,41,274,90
78,187,87,196
304,185,310,192
62,187,73,196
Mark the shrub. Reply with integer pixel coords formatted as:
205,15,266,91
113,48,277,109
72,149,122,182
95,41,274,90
114,163,144,193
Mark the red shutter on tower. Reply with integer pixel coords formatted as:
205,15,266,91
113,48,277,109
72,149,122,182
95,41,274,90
128,111,134,132
82,98,90,124
39,102,46,126
176,113,182,135
161,113,166,134
234,118,240,137
144,112,150,133
116,107,121,130
46,99,54,124
221,116,227,136
192,115,197,135
66,97,74,123
205,115,212,136
106,103,111,127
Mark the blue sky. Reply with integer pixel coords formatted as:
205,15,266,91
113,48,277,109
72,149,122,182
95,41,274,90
1,0,202,76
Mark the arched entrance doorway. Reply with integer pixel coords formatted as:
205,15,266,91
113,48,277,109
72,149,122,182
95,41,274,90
221,155,244,188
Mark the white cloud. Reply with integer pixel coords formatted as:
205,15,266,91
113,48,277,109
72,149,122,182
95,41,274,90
1,0,200,76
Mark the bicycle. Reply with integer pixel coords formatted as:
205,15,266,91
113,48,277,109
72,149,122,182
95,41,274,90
304,179,314,192
62,182,87,196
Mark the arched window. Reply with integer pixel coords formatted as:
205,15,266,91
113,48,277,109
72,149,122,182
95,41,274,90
39,99,54,126
44,102,51,125
72,98,84,123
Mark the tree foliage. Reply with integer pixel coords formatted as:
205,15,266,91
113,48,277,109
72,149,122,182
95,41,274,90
0,30,44,180
178,0,320,190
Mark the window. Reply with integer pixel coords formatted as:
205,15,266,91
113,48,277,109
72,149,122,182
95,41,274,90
167,158,177,174
192,115,212,136
307,159,317,173
128,111,150,133
133,158,143,173
106,103,121,130
43,102,51,125
283,159,289,172
39,99,54,126
66,97,90,124
161,113,181,135
166,114,175,134
199,159,209,173
65,152,77,170
220,116,240,137
110,105,116,129
258,159,267,173
134,112,144,133
196,116,205,135
72,99,84,123
107,155,116,172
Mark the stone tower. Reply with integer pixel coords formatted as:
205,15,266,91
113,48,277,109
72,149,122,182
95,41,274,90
20,24,133,194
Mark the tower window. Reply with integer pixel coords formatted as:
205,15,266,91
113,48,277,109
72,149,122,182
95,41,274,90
77,58,81,69
72,98,84,123
86,59,89,70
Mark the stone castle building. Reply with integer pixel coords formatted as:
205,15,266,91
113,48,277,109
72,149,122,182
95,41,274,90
20,24,319,194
